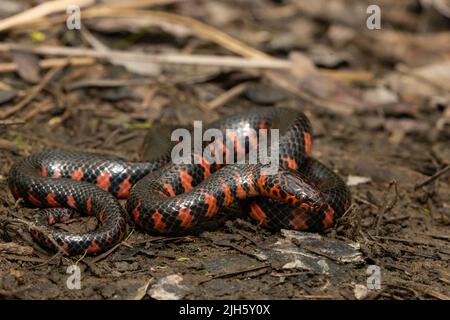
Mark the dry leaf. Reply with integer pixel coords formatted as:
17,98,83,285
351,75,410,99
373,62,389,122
148,274,189,300
386,61,450,101
347,175,372,186
11,51,40,83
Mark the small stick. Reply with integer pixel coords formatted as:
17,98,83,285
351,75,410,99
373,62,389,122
340,203,358,219
396,64,450,93
0,57,95,73
374,236,440,248
235,229,259,246
0,43,291,70
299,245,342,263
0,119,25,126
22,99,53,121
0,0,94,32
296,295,340,300
0,0,183,33
353,195,379,209
427,233,450,241
5,217,68,256
64,78,156,91
31,251,65,269
389,279,450,300
0,66,62,119
213,241,267,262
207,83,249,110
375,180,399,236
384,214,410,223
414,165,450,190
199,265,271,284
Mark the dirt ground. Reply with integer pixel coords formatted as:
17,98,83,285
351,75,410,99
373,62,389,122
0,0,449,300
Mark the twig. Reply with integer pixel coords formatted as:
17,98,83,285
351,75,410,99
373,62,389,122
300,245,342,263
341,203,358,219
420,288,450,300
3,6,368,82
3,216,68,256
384,214,410,224
0,57,95,73
64,78,156,91
0,0,94,32
389,279,450,300
427,233,450,241
1,254,47,264
396,64,450,93
414,165,450,190
353,195,379,209
82,8,270,59
93,0,186,11
271,271,308,278
31,251,65,269
374,236,441,248
11,2,185,34
375,180,399,236
399,247,437,259
264,70,357,115
80,23,160,76
213,240,267,262
0,43,291,70
22,98,53,121
0,119,25,126
199,265,271,284
298,295,340,300
207,83,249,110
0,66,62,119
321,70,374,82
235,229,259,246
67,8,362,114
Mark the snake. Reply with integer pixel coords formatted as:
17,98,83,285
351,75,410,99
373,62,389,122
8,107,351,255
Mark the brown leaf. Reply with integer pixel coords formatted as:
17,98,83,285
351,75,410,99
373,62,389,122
356,31,450,66
386,61,450,102
11,51,40,83
282,52,366,114
0,90,17,105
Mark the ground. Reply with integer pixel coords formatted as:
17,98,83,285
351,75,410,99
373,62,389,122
0,0,449,300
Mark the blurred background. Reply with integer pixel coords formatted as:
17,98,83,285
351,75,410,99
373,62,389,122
0,0,449,300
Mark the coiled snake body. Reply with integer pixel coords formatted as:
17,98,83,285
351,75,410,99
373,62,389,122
8,107,351,255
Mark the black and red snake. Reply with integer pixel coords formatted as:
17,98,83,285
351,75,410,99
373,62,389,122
8,107,351,255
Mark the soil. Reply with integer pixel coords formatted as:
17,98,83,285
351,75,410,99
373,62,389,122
0,0,449,300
